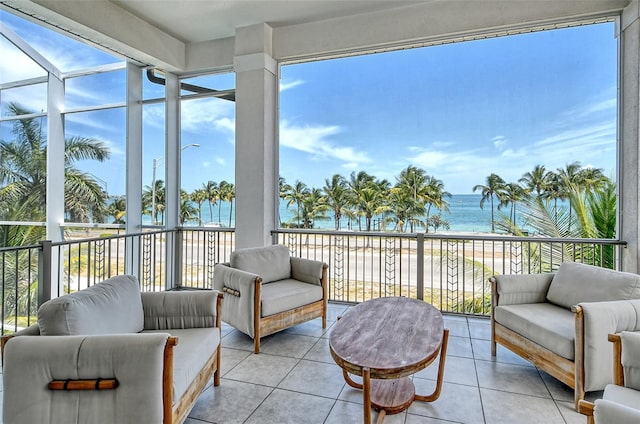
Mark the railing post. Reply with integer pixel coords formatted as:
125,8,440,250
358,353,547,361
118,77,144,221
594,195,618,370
169,229,183,290
417,233,424,300
38,240,52,305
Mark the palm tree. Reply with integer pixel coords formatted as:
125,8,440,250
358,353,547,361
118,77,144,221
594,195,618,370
348,171,375,230
0,102,110,239
179,190,198,225
143,180,165,225
473,173,505,233
106,195,126,224
278,176,291,227
387,187,420,232
424,176,450,232
218,181,235,227
519,165,551,198
498,182,526,227
300,188,329,228
203,181,219,223
191,188,208,226
322,174,349,230
283,180,309,227
396,165,428,232
354,182,390,232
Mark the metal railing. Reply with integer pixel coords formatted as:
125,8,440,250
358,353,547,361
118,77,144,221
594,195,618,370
272,229,626,315
0,226,625,334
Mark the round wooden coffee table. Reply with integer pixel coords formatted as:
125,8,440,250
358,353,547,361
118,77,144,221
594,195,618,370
329,297,449,424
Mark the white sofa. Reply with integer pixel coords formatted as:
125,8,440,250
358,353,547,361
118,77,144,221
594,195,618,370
1,275,223,424
491,261,640,409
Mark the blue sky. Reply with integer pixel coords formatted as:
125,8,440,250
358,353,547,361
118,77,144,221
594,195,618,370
1,10,618,196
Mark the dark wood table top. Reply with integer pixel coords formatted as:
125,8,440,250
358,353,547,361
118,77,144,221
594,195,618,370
329,297,444,379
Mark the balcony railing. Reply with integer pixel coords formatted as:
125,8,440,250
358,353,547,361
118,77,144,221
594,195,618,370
0,226,625,334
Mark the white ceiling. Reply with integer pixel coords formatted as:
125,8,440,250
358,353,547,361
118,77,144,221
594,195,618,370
0,0,631,73
110,0,425,44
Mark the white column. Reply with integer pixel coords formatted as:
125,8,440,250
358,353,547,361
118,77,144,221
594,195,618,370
164,72,181,289
620,1,640,273
234,23,279,249
125,63,143,275
165,72,181,230
46,73,65,297
46,74,65,242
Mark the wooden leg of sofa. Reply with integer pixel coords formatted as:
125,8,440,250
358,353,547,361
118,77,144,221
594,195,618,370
214,345,221,386
254,336,260,354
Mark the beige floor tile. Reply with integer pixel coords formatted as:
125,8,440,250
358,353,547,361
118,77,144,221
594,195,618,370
278,359,346,398
475,360,550,397
409,380,484,424
481,388,565,424
221,329,256,352
258,332,317,358
282,318,330,337
243,388,335,424
443,317,471,338
468,321,491,340
413,355,478,387
224,353,299,387
445,335,474,359
303,337,335,364
220,347,252,376
188,379,273,423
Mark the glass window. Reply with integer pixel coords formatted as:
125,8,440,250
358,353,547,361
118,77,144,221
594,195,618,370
64,108,126,223
279,23,618,234
65,69,126,109
180,94,236,227
0,83,47,117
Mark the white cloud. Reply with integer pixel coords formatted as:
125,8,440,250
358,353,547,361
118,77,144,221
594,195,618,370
280,79,304,91
181,98,235,133
280,120,372,166
492,136,507,150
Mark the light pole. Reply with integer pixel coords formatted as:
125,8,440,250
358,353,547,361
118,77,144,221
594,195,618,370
151,143,200,225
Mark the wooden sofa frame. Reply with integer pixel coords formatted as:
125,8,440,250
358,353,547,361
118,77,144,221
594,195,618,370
490,278,587,409
1,292,223,424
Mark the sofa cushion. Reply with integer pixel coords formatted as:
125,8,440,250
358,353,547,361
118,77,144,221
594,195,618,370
546,262,640,309
231,245,291,284
494,303,575,360
602,383,640,410
38,275,144,335
260,279,323,317
145,327,220,403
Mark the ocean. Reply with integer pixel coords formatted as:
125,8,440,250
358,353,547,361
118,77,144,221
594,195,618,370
171,194,512,233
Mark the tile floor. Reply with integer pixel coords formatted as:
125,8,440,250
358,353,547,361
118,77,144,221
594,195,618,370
0,302,598,424
185,303,597,424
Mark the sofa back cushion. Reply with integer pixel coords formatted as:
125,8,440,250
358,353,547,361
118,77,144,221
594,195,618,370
38,275,144,335
546,262,640,309
230,245,291,284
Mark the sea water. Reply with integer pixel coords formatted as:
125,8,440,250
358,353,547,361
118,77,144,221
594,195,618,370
154,194,514,233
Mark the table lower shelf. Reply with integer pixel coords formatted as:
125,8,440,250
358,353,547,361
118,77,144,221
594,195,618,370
370,377,415,414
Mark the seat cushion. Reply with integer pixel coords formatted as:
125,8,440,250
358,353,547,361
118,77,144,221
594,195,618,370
145,327,220,403
231,245,291,284
38,275,144,335
494,303,575,360
546,262,640,309
261,279,323,317
603,383,640,410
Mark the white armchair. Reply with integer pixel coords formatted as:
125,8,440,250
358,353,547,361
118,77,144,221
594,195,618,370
213,245,328,353
579,331,640,424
